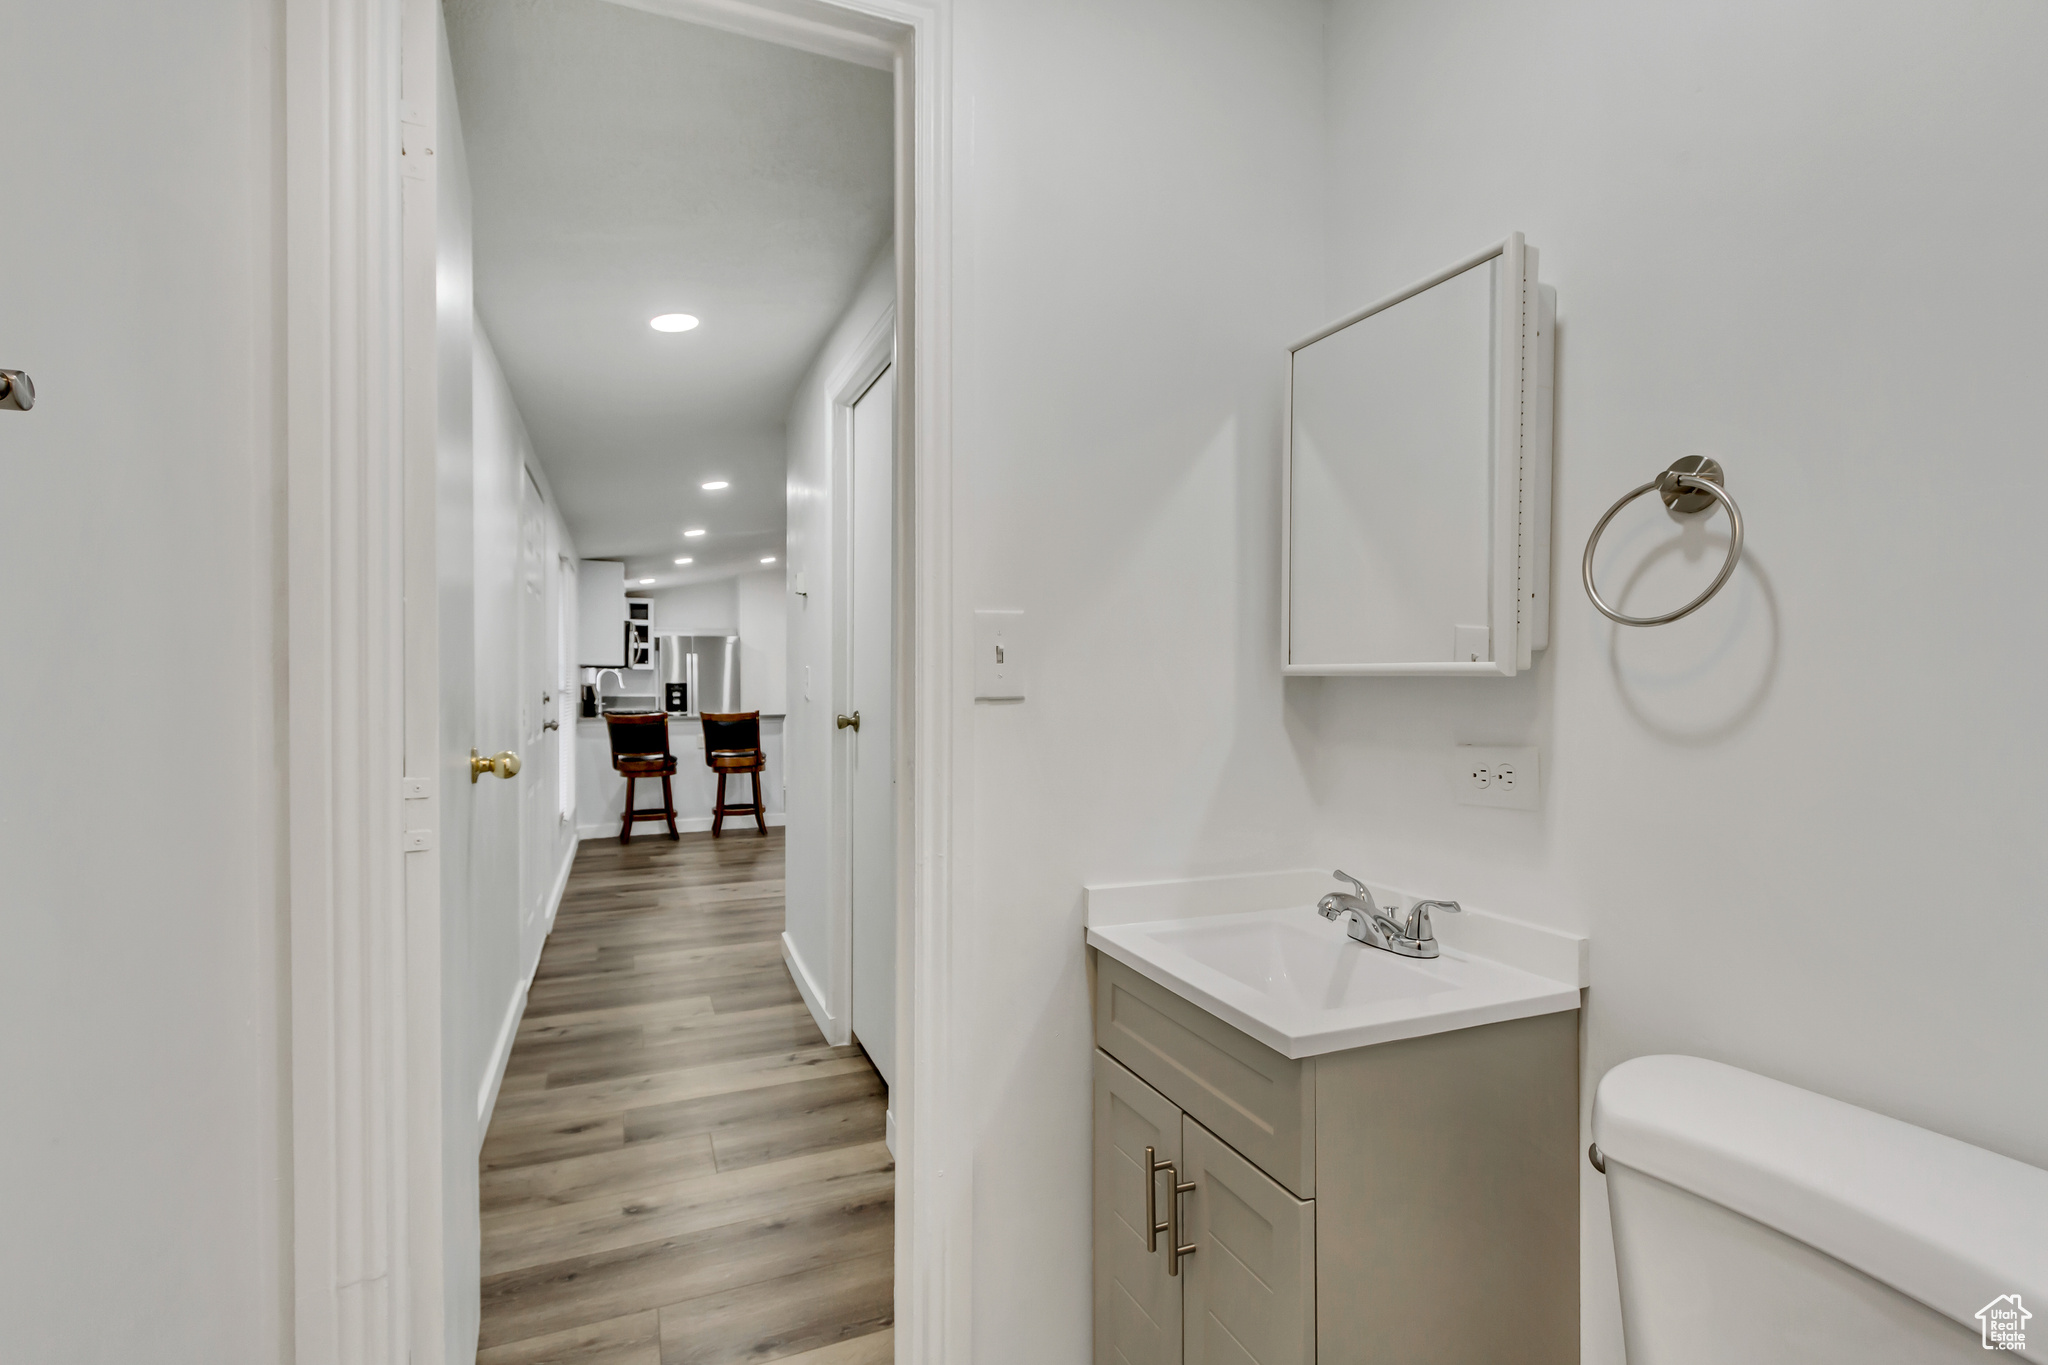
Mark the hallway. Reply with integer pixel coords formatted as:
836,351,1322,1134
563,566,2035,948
476,830,893,1365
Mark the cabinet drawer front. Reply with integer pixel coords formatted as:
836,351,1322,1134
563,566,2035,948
1095,954,1315,1197
1094,1050,1183,1365
1182,1115,1316,1365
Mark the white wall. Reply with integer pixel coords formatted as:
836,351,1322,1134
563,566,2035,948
946,3,1327,1358
945,1,2048,1362
0,3,287,1361
1310,0,2048,1357
784,244,896,1041
736,569,788,715
644,578,738,632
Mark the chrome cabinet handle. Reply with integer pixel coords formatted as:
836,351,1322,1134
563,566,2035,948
0,370,32,411
1145,1146,1174,1252
542,719,560,731
836,711,861,731
1168,1167,1197,1276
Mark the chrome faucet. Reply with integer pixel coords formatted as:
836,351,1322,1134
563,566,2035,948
1316,870,1461,959
593,668,624,714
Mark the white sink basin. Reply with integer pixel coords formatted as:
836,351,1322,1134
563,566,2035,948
1089,905,1581,1058
1149,915,1454,1007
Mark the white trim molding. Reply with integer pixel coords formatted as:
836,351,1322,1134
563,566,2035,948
781,930,841,1041
285,1,424,1363
597,0,898,70
478,838,583,1134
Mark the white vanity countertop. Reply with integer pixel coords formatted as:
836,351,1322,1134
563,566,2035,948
1085,868,1586,1060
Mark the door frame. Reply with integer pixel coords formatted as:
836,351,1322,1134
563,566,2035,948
827,309,896,1052
281,0,962,1361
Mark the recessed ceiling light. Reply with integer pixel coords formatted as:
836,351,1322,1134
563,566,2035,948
639,578,656,585
650,313,699,333
761,556,777,564
674,557,693,566
701,480,729,491
683,528,706,538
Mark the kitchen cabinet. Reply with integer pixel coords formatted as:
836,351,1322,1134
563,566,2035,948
626,598,651,668
1092,953,1577,1365
577,559,627,667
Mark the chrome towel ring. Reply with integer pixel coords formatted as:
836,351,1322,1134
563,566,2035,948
1582,456,1744,626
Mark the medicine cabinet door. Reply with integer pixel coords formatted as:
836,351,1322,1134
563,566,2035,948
1284,235,1552,676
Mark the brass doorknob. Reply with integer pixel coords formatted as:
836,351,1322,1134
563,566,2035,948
836,711,861,731
469,748,522,783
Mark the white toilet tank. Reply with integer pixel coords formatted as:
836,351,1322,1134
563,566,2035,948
1594,1055,2047,1365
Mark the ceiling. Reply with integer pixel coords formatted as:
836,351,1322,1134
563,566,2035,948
444,0,893,586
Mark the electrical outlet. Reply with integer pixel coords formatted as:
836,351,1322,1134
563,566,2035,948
1456,745,1539,810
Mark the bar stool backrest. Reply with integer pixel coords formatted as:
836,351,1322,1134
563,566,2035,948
604,711,672,761
700,710,761,762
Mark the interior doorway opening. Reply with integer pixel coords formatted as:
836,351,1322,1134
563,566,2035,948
411,0,912,1358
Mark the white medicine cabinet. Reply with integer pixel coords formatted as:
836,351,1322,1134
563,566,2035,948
1283,234,1555,675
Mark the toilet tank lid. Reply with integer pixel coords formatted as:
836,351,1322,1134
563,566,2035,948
1594,1055,2048,1345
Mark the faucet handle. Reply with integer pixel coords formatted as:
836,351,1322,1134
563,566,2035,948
1332,869,1370,898
1403,899,1461,943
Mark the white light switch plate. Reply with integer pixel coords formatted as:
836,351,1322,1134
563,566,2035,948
1456,745,1539,810
974,609,1025,700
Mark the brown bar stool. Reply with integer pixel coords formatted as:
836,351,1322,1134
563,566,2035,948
604,712,680,843
700,710,768,837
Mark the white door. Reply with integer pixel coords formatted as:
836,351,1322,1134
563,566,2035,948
849,363,896,1087
518,468,552,952
468,341,523,1082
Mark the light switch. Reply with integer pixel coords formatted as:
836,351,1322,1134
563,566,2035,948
974,609,1025,700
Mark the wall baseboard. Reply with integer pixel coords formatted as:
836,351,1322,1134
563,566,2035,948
544,827,577,936
781,930,843,1045
476,981,526,1134
577,811,786,840
478,836,579,1137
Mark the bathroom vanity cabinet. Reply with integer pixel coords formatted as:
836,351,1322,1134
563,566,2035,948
1091,953,1579,1365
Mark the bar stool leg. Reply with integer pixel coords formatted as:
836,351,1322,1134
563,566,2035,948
713,771,727,838
751,768,766,835
662,772,679,839
621,774,635,844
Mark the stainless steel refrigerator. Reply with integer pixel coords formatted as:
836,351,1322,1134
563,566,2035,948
654,633,742,716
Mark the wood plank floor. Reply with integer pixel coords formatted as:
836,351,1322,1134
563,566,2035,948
478,828,893,1365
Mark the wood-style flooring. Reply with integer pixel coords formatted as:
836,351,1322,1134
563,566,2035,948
477,828,893,1365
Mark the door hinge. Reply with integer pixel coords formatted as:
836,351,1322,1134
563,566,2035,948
401,121,434,180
